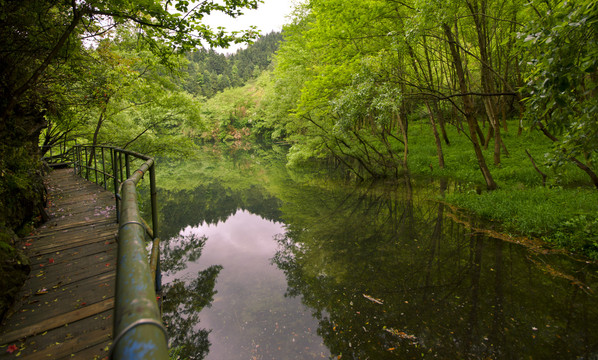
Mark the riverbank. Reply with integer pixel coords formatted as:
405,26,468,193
407,120,598,260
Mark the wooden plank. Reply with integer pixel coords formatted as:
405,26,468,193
24,253,117,291
6,272,116,330
0,298,114,345
18,328,111,360
57,337,112,360
30,224,116,242
0,309,113,360
30,232,116,256
25,219,116,240
30,238,116,266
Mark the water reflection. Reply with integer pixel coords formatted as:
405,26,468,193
163,210,329,359
156,148,598,359
273,176,598,359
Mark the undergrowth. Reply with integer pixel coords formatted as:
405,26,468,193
408,119,598,260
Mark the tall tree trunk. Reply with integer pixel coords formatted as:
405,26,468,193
426,102,445,169
397,112,409,169
483,97,502,165
87,97,110,168
434,101,451,145
443,23,498,190
422,37,450,146
468,0,502,166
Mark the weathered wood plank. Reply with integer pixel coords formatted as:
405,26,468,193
29,232,116,256
24,219,117,240
29,238,116,266
0,298,114,345
19,328,111,360
3,309,113,359
7,273,115,330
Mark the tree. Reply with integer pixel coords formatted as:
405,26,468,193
519,0,598,188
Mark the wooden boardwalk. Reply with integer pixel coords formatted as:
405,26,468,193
0,168,118,359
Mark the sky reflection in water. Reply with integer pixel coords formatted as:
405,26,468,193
165,210,329,359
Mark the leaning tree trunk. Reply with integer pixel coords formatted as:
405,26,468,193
443,23,498,190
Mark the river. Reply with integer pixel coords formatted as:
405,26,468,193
146,145,598,359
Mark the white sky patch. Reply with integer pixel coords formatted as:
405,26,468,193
202,0,297,54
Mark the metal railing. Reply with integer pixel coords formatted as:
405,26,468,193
41,140,76,168
72,145,168,359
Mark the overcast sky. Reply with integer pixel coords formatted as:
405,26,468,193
202,0,298,53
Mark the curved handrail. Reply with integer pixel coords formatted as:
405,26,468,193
72,145,168,359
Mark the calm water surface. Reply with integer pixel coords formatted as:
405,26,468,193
153,147,598,359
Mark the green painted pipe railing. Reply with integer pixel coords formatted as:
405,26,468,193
71,145,168,359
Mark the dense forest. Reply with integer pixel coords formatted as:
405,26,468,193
183,31,283,97
0,0,597,324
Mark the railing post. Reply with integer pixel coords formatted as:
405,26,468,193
84,147,89,181
112,149,120,222
93,146,99,185
125,153,131,179
101,147,107,190
119,152,124,184
149,164,161,293
73,146,79,175
77,146,82,176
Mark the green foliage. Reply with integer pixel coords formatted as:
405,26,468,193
256,11,314,141
0,223,30,319
0,144,45,230
519,0,598,180
552,215,598,258
408,120,588,186
397,118,598,258
197,71,280,143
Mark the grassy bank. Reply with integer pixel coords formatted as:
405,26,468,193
408,120,598,260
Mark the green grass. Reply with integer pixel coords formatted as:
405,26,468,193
447,188,598,256
409,120,591,187
408,120,598,259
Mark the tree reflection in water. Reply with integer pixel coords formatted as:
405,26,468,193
161,232,222,359
273,176,598,359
